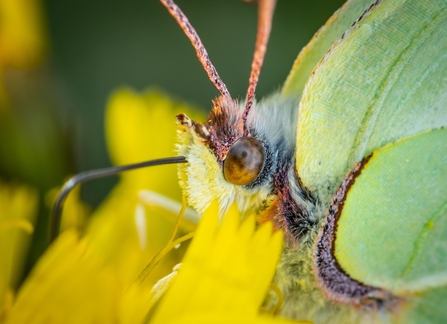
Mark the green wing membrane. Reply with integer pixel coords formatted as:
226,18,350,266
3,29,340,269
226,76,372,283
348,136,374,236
285,0,447,321
335,129,447,322
335,129,447,292
282,0,373,99
407,287,447,323
294,0,447,196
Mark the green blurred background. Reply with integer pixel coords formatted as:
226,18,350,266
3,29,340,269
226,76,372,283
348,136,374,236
44,0,344,202
0,0,345,266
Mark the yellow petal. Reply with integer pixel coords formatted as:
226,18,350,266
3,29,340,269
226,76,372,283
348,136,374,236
6,230,153,324
0,182,37,317
164,313,308,324
179,200,219,263
105,88,202,189
0,0,48,68
86,89,202,287
6,232,112,323
151,202,285,323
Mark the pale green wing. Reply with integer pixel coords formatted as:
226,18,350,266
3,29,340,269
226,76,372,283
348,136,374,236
296,0,447,196
335,129,447,292
406,287,447,323
282,0,373,98
334,129,447,322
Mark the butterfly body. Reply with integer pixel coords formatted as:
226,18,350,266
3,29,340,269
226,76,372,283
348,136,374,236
44,0,447,322
176,94,310,222
165,0,447,322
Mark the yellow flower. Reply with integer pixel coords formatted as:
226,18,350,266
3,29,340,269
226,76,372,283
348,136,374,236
86,88,203,287
150,201,296,324
0,182,38,320
0,0,48,69
4,197,295,323
0,0,48,106
3,90,307,323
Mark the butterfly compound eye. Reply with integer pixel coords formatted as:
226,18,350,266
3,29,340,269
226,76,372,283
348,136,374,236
223,137,265,186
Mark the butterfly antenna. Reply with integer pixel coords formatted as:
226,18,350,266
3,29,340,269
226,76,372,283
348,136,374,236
50,156,187,244
242,0,276,132
161,0,231,99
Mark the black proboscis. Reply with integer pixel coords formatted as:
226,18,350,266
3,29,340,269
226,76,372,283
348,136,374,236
50,156,187,244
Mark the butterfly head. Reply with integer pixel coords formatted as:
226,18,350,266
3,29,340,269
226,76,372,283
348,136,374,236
176,95,276,216
160,0,279,216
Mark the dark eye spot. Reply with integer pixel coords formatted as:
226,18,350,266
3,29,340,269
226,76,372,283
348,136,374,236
223,137,265,186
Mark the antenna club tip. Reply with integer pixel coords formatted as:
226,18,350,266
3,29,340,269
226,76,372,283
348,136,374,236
176,113,193,130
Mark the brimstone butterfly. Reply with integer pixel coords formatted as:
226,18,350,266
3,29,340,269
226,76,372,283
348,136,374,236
172,0,447,322
52,0,447,322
